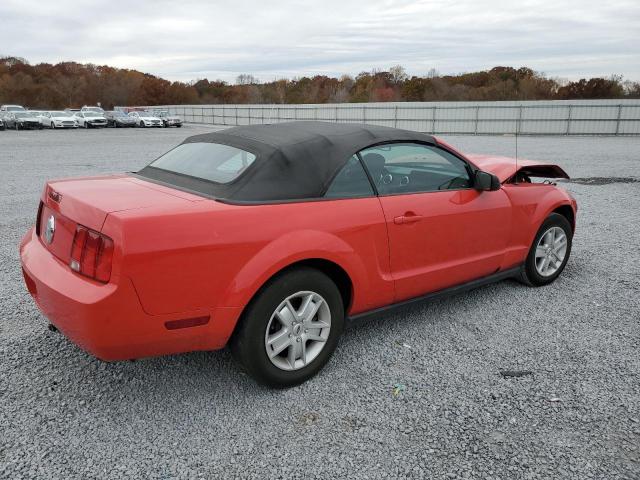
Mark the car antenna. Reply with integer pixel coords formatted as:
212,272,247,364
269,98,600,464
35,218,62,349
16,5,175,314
514,121,519,184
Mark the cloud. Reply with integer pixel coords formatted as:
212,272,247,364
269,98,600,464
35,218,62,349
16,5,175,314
1,0,638,82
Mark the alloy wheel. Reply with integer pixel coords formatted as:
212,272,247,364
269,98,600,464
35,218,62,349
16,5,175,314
264,291,331,371
535,226,568,277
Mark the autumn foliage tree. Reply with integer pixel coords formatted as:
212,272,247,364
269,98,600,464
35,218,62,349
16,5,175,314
0,57,633,108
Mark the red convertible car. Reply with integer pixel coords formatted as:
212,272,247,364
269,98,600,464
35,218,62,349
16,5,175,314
20,122,577,387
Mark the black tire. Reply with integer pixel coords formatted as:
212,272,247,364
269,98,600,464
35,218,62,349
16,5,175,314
139,121,145,128
84,122,88,129
176,124,182,128
521,213,572,287
51,122,55,129
230,267,344,388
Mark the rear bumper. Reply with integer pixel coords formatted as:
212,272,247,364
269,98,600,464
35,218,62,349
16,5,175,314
20,227,242,361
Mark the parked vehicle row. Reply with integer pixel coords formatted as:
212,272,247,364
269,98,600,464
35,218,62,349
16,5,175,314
0,104,183,130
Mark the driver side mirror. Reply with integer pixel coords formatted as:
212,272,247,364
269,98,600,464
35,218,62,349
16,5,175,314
474,170,501,191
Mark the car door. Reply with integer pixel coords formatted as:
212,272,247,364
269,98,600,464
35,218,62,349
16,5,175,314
359,142,512,303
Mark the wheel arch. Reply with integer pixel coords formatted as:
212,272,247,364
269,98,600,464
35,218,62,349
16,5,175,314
552,204,575,232
227,257,354,342
280,258,353,312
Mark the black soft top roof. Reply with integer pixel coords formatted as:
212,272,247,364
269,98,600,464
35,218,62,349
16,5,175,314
137,121,436,202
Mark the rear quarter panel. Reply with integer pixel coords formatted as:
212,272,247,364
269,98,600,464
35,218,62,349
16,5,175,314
105,197,394,317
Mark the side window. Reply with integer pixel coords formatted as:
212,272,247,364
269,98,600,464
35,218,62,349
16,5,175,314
359,143,471,195
324,155,374,198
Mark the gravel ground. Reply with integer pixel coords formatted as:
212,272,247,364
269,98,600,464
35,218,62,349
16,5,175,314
1,126,639,479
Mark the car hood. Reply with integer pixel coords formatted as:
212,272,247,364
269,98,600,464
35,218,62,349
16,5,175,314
51,116,75,121
465,154,570,182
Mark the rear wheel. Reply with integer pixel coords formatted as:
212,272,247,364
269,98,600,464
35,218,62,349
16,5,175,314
139,121,145,128
230,267,344,388
522,213,572,286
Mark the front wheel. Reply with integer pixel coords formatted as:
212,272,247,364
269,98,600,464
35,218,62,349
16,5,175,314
522,213,573,286
139,121,145,128
230,267,344,388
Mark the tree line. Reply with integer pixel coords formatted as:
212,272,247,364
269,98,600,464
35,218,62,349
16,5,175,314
1,56,638,109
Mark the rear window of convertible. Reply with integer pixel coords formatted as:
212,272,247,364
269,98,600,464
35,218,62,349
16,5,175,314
148,142,257,184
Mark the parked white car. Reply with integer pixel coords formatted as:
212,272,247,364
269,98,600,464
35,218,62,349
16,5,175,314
81,106,105,114
154,110,183,128
0,104,26,112
128,111,163,127
74,111,108,128
40,111,79,129
28,111,47,126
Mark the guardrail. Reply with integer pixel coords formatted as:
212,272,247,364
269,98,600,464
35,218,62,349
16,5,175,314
129,100,640,135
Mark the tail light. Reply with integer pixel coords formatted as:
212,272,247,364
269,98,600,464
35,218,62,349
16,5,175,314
69,225,114,283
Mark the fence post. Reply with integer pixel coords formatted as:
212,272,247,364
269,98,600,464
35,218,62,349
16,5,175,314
235,106,238,126
432,107,436,134
314,106,318,121
222,105,226,126
362,105,366,124
335,105,338,123
566,105,572,135
276,106,280,123
261,106,264,124
474,106,480,135
615,104,622,136
517,105,523,135
394,105,398,128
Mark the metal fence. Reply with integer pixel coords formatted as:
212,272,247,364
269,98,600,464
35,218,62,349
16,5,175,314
134,100,640,135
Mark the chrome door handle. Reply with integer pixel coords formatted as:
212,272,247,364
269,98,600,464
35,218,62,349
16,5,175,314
394,214,423,225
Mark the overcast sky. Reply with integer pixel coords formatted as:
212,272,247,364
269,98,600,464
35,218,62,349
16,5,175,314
2,0,638,83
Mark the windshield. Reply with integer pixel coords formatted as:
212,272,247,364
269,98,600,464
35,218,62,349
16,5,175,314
83,107,103,112
148,143,257,184
83,112,102,117
14,113,30,118
51,111,72,117
6,106,25,112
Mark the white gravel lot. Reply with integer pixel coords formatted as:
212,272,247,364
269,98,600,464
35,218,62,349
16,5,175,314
1,126,639,479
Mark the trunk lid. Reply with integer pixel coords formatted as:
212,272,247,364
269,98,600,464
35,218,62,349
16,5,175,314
38,174,204,265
